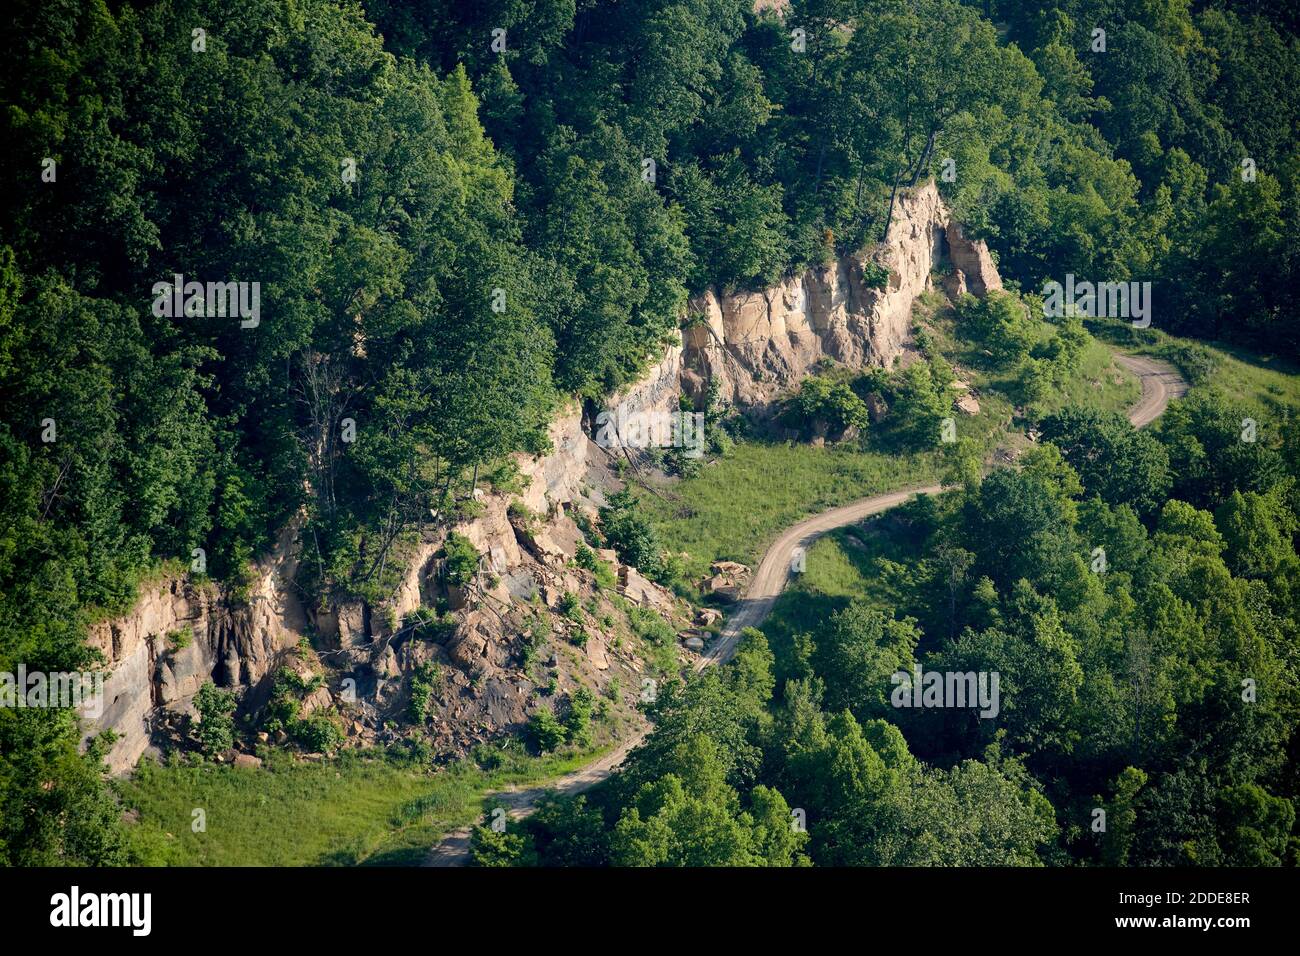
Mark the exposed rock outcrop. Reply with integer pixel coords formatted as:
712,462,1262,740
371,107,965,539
699,560,752,603
681,181,1002,409
945,221,1003,297
604,331,684,426
84,521,308,773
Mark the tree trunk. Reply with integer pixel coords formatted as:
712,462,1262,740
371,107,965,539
909,127,937,187
881,168,902,243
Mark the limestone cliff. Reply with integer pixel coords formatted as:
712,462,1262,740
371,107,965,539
680,181,1001,408
83,521,307,772
84,402,678,773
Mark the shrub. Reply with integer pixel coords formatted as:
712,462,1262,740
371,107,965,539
599,489,665,580
564,687,595,745
443,532,480,587
193,682,237,755
293,715,343,753
891,359,951,448
166,626,193,651
780,375,870,439
557,591,582,620
862,260,890,289
508,499,538,528
404,605,456,641
1014,357,1054,407
627,606,675,645
959,290,1036,366
575,543,617,589
407,661,441,723
1156,340,1219,385
470,814,538,867
263,666,316,731
482,458,525,495
527,707,567,752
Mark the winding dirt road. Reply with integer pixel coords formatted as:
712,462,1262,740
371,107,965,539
425,351,1184,866
1113,353,1189,428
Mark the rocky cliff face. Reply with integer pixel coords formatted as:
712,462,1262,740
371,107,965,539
82,181,1000,774
680,181,1000,408
83,521,307,773
84,399,679,773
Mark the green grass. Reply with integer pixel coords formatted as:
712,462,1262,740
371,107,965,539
1042,338,1141,416
922,292,1140,418
116,742,613,866
1200,346,1300,418
640,441,942,584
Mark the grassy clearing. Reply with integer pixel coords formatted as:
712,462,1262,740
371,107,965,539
1206,347,1300,411
921,292,1141,418
640,442,942,584
1042,338,1141,416
116,742,612,867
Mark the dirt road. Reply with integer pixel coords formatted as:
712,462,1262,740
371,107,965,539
694,484,941,672
1114,352,1189,428
426,730,647,866
425,351,1185,866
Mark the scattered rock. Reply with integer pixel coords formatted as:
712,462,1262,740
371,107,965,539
697,608,724,627
585,635,610,670
700,575,740,602
620,566,673,611
955,394,981,415
700,561,751,602
234,753,263,769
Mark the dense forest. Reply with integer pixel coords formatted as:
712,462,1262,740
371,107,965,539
2,0,1298,865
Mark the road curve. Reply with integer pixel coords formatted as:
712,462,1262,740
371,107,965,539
695,484,941,672
426,729,647,866
425,350,1184,866
1114,353,1189,428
